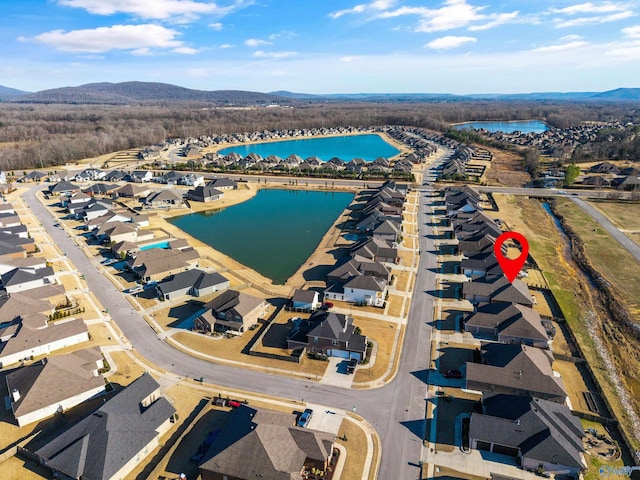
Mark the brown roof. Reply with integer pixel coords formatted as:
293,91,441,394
0,318,88,360
0,293,52,323
7,347,104,420
137,248,199,278
204,289,265,318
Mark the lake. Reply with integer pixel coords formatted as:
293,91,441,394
216,133,400,161
454,120,549,134
168,189,354,284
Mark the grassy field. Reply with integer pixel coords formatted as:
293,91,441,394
336,417,372,480
590,201,640,233
354,321,403,384
556,199,640,317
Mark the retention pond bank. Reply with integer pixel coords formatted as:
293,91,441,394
168,189,354,284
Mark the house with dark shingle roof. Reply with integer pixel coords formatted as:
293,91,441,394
48,181,80,196
33,372,175,480
207,177,237,190
287,310,367,361
466,343,567,403
155,268,229,300
1,266,56,293
464,302,550,348
143,189,184,209
199,405,334,480
6,347,106,427
194,289,267,334
186,184,224,203
463,275,534,306
291,289,321,310
469,393,586,476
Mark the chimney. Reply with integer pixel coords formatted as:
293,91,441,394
11,388,20,402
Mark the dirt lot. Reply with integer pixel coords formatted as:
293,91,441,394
483,146,531,187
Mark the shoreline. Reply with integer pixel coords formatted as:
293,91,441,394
203,130,411,162
157,182,362,297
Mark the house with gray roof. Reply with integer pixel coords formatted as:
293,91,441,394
194,289,267,334
143,189,184,209
291,289,321,311
132,248,200,282
186,184,224,203
469,393,586,476
372,219,402,243
199,405,334,480
34,372,175,480
6,347,106,427
466,343,567,403
155,268,229,300
463,276,534,306
48,181,80,196
464,302,550,348
350,237,398,264
461,251,502,279
207,177,237,190
19,171,47,183
287,310,367,361
0,265,56,293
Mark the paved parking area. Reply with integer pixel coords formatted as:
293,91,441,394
319,357,355,388
305,404,346,435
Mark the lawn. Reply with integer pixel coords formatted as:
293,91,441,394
353,319,403,385
336,416,375,480
590,200,640,233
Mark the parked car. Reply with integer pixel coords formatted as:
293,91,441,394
321,302,334,309
297,408,313,427
443,369,462,379
346,358,357,374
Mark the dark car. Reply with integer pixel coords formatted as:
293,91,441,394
297,408,313,427
443,369,462,379
346,358,358,374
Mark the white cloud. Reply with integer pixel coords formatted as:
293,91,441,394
329,0,396,19
469,11,519,31
425,35,477,49
554,11,634,27
560,34,584,41
245,38,271,47
219,43,234,48
622,25,640,38
268,30,296,41
33,24,184,53
253,50,297,58
209,22,223,30
173,46,199,54
56,0,239,22
551,2,630,15
533,40,589,52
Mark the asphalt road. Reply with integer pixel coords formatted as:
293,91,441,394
24,184,439,479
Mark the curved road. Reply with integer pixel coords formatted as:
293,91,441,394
24,183,438,479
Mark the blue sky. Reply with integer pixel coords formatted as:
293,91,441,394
2,0,640,94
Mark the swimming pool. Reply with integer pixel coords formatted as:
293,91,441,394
139,240,170,251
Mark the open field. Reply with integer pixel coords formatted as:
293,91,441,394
589,201,640,246
482,146,530,187
490,194,640,451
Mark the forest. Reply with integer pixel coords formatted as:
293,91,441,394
0,100,638,170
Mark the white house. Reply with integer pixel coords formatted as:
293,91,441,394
291,289,321,310
1,266,56,293
325,275,387,307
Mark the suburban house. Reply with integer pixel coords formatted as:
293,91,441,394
0,265,56,293
114,183,151,199
33,373,176,480
463,275,535,307
94,222,140,244
81,183,119,196
466,343,567,403
469,393,586,476
143,189,184,209
48,181,80,196
19,171,47,183
287,310,367,361
291,289,321,311
461,251,502,279
104,170,128,182
129,170,154,183
207,177,238,190
156,170,184,186
372,219,402,243
464,302,550,348
156,269,229,300
199,405,334,480
0,291,53,323
179,172,205,187
130,248,200,282
0,316,89,368
326,258,391,285
6,347,106,427
74,168,105,182
194,289,267,334
186,184,224,203
324,274,388,307
350,237,398,264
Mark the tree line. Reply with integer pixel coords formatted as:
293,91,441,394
0,101,638,171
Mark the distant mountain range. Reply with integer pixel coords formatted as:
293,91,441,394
0,82,639,104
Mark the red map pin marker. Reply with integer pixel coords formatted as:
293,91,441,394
494,231,529,283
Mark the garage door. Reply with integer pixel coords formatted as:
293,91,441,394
328,349,350,359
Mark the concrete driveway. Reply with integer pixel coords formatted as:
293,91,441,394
305,404,346,435
319,357,355,388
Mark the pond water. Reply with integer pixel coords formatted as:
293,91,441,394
454,120,549,134
217,133,400,161
168,189,354,284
